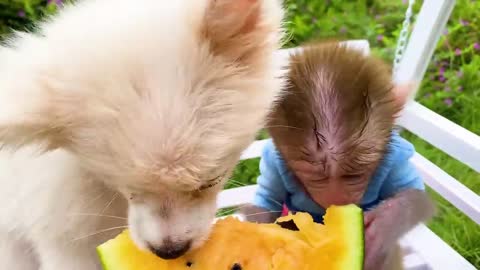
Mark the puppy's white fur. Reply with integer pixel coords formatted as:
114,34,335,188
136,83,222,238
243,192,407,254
0,0,285,269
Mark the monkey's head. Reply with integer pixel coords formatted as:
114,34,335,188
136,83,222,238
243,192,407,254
268,41,411,209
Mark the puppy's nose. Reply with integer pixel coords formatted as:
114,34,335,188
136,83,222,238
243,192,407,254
149,239,191,260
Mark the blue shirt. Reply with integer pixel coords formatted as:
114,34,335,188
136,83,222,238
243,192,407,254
252,132,425,223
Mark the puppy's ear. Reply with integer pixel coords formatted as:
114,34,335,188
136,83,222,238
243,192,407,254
202,0,283,66
0,78,74,151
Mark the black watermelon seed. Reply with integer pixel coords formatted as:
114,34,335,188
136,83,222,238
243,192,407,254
231,263,242,270
276,220,299,231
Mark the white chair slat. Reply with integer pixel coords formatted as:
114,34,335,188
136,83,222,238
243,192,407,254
410,152,480,224
399,102,480,173
239,139,268,160
402,251,430,270
401,224,476,270
217,185,257,209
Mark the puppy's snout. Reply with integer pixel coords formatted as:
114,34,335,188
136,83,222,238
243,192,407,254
149,239,192,260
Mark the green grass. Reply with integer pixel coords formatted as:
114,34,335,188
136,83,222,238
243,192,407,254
1,0,479,267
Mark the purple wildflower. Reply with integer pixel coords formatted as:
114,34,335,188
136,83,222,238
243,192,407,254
377,35,384,42
443,28,449,36
443,98,453,106
460,19,469,26
444,86,451,92
455,48,462,56
17,10,25,17
439,75,447,82
48,0,63,5
457,71,464,78
439,67,445,75
402,0,407,4
474,43,480,50
340,26,347,34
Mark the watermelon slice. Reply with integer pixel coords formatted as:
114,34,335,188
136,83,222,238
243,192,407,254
97,204,364,270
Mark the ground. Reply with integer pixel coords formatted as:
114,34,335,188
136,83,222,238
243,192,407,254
0,0,479,268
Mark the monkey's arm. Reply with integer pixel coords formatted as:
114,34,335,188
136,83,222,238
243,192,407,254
363,188,434,270
364,157,435,270
365,188,435,242
236,141,287,223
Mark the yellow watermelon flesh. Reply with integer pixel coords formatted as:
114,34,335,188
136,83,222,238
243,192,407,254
97,204,364,270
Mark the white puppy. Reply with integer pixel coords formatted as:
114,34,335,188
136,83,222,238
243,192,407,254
0,0,285,269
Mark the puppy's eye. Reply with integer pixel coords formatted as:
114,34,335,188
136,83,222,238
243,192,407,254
127,191,147,203
199,174,225,190
128,193,140,202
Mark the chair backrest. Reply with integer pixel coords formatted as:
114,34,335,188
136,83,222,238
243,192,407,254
232,32,480,225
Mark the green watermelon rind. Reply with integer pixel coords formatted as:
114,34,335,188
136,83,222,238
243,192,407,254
340,204,365,270
97,240,115,270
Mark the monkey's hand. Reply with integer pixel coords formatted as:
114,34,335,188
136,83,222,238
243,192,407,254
363,200,400,270
363,189,435,270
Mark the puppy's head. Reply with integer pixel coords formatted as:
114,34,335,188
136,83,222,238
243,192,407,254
0,0,284,258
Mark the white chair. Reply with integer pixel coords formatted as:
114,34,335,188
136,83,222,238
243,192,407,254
217,0,479,269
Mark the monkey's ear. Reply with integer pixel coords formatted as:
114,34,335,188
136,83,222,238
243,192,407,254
392,82,417,116
201,0,283,66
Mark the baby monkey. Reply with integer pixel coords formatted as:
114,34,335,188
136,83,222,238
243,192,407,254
240,41,435,270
